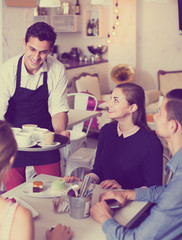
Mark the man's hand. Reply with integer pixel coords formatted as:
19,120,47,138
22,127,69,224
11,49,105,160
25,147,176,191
59,130,70,139
46,224,73,240
100,190,136,205
64,176,80,183
100,179,122,189
90,201,113,224
52,112,69,138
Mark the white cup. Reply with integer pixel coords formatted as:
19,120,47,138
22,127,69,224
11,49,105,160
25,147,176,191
32,128,48,142
44,131,55,145
11,127,22,136
15,132,32,147
22,124,38,133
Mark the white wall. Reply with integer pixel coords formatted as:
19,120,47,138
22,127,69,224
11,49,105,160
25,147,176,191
136,0,182,89
2,0,33,61
2,0,182,91
0,1,2,66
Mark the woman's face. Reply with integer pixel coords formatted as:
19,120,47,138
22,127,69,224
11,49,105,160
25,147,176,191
107,88,132,121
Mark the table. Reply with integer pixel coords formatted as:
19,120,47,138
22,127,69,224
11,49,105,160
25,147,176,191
68,109,100,128
2,174,150,240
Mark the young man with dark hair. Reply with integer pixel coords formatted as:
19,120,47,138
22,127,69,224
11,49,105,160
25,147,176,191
0,22,69,190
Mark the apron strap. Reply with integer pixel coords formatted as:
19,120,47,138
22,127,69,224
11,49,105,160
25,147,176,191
16,55,23,89
16,55,47,88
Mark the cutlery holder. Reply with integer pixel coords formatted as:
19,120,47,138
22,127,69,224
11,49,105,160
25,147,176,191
68,195,92,219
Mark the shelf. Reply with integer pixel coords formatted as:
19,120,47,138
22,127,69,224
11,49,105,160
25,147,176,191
51,15,82,33
34,15,50,24
83,8,106,38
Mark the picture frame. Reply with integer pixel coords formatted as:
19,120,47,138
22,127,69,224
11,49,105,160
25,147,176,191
6,0,36,8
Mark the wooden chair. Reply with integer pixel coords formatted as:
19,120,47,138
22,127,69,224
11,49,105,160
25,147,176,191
145,70,182,114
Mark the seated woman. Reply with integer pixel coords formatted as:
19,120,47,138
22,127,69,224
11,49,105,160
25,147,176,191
0,120,73,240
88,82,163,189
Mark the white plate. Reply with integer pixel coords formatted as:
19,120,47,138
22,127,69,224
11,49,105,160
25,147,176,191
18,141,37,148
22,182,67,198
6,196,39,218
37,142,60,148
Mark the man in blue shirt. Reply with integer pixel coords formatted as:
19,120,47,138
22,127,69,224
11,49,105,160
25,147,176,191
90,89,182,240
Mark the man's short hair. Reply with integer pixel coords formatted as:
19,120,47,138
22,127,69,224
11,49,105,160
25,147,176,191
166,89,182,125
25,22,57,48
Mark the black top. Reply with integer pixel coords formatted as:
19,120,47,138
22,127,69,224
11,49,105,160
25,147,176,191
92,122,163,189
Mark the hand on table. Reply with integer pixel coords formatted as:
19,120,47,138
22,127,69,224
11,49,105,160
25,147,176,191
46,224,73,240
99,190,128,207
64,176,81,183
90,201,114,224
100,179,122,189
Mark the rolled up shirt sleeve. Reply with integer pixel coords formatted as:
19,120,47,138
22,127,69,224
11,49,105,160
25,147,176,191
47,59,69,116
0,57,17,120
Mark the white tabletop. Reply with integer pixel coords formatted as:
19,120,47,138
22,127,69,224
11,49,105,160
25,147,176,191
2,174,150,240
68,109,100,128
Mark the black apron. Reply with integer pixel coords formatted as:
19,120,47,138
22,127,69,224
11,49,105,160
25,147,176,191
5,55,60,167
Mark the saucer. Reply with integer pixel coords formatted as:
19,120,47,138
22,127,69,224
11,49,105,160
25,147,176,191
18,141,37,148
37,142,60,148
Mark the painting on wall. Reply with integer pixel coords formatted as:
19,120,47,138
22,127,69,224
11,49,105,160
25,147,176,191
6,0,36,7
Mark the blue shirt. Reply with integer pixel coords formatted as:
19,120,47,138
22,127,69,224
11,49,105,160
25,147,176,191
102,147,182,240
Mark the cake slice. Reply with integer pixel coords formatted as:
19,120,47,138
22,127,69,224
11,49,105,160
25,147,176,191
51,178,65,195
33,181,43,193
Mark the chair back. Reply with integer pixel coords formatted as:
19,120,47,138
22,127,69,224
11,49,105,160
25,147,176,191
67,92,98,135
73,73,102,100
158,70,182,96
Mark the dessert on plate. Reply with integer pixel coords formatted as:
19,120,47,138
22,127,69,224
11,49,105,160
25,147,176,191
33,181,43,192
51,178,66,195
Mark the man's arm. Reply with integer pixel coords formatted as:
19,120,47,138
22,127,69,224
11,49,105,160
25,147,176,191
52,112,70,138
91,186,167,240
90,190,136,224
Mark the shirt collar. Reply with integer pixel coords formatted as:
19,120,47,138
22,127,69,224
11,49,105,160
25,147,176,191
21,55,48,76
117,123,140,138
166,147,182,174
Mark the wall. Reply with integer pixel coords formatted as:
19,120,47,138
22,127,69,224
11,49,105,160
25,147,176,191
2,0,182,91
2,1,33,61
136,0,182,89
0,1,2,66
53,0,136,91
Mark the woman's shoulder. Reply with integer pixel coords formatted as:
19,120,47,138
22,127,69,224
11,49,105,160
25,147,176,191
11,204,34,240
100,121,117,134
138,128,162,145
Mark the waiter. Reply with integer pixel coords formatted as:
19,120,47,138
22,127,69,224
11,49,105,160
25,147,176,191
0,22,70,190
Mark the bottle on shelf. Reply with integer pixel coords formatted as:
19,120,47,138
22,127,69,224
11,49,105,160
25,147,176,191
91,18,96,36
96,18,99,36
75,0,80,15
87,19,93,36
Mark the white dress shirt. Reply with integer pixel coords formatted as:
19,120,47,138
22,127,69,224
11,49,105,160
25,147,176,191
0,54,69,119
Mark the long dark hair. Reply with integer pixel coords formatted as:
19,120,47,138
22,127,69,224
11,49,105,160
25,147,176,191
0,121,17,177
116,82,151,131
